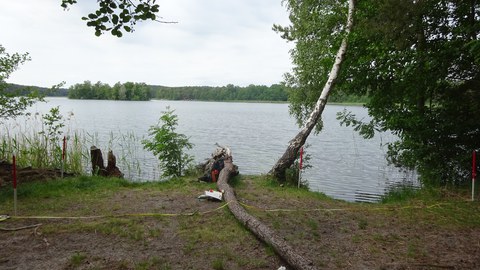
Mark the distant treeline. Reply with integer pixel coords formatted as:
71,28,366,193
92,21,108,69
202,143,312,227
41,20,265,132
66,81,289,102
151,84,288,101
7,81,368,103
6,84,68,96
68,81,151,101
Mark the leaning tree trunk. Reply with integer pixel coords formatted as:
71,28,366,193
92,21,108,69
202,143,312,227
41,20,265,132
217,151,316,270
270,0,356,180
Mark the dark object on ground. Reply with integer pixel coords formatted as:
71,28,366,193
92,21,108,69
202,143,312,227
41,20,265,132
198,144,237,183
0,160,75,186
198,158,225,183
90,146,123,178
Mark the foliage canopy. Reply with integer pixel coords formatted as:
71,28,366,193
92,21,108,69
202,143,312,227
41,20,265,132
61,0,166,37
0,45,43,121
277,0,480,185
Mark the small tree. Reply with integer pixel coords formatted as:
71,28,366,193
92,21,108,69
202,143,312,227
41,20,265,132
0,44,43,121
142,106,193,178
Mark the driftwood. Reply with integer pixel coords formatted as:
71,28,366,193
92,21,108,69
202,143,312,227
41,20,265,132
215,146,316,270
90,146,123,178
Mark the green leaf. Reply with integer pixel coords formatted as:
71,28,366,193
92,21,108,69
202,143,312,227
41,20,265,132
123,15,132,23
112,14,119,25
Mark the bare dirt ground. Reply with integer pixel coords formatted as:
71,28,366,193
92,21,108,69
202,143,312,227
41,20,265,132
1,173,480,269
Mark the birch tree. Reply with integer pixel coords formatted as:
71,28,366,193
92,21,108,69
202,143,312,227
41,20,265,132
270,0,356,180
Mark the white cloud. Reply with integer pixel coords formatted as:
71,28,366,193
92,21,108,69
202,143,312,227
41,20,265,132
0,0,293,88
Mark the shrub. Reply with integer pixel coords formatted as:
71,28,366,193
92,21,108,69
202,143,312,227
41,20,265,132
142,106,193,178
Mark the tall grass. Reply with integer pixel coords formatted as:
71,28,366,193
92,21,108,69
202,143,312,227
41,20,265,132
1,108,158,180
0,107,88,175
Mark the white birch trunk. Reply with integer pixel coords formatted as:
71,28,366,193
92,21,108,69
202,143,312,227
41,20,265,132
270,0,356,180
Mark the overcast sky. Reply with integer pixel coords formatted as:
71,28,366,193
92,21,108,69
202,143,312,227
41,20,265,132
0,0,293,88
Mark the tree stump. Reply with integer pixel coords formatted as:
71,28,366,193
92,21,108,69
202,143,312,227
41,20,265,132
106,150,124,178
215,146,316,270
90,146,123,178
90,146,106,176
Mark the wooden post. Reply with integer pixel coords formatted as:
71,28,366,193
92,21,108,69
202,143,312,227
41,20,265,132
473,151,477,201
298,146,303,188
12,155,17,216
61,136,66,178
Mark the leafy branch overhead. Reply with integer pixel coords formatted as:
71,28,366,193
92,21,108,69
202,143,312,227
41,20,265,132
61,0,175,37
0,45,44,120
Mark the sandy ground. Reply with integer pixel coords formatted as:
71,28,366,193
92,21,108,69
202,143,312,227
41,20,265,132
1,174,480,269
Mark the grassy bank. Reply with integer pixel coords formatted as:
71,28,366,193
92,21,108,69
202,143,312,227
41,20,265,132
1,175,480,269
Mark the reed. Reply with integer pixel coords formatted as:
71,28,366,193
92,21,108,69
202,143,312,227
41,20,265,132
0,108,87,175
1,108,158,180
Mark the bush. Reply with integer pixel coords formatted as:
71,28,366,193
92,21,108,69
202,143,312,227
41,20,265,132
142,106,193,178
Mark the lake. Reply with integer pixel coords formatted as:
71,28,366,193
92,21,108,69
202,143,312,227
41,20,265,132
12,97,417,202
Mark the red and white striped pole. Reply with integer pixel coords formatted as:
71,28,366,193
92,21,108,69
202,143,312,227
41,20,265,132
473,150,477,202
298,146,304,188
12,155,17,216
61,136,66,178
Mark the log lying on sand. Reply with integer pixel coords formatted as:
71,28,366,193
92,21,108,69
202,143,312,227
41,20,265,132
215,147,317,270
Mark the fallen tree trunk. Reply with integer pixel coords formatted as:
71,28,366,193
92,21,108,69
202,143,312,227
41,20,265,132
217,153,317,270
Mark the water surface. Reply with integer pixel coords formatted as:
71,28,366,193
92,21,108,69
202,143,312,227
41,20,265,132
20,98,416,202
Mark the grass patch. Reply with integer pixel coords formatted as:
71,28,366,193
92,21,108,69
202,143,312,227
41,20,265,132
134,257,171,270
379,185,480,228
69,252,87,267
381,185,422,203
0,176,135,202
251,174,332,201
358,219,368,230
2,174,480,269
42,217,159,241
211,258,225,270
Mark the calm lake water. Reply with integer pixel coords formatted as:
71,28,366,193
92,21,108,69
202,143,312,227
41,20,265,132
12,97,417,202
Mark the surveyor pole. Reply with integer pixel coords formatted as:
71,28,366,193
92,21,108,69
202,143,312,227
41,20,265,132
12,155,17,216
473,150,477,202
298,146,303,188
61,136,66,178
